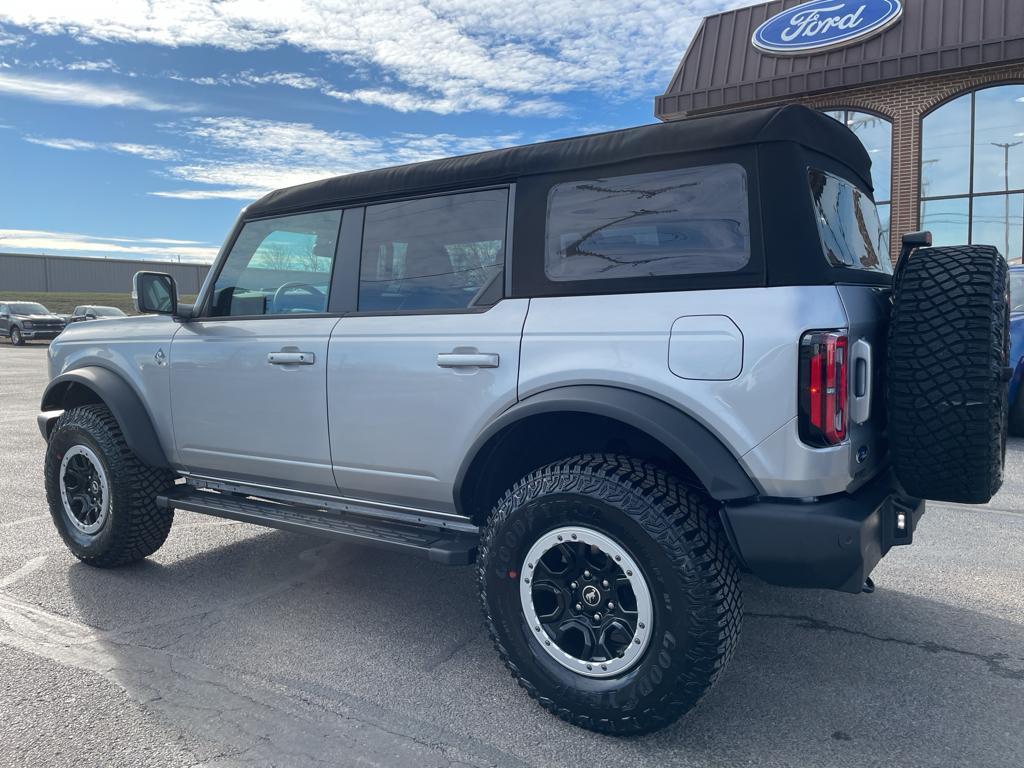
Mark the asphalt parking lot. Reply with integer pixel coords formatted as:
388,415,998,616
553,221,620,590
1,342,1023,768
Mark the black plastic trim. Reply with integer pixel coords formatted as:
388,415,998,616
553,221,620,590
722,470,924,593
40,366,170,468
454,385,758,513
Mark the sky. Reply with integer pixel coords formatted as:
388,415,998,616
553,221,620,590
0,1,750,264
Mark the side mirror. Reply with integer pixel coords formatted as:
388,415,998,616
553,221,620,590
133,271,178,315
898,230,932,265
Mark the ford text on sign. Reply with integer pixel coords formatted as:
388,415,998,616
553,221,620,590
752,0,903,54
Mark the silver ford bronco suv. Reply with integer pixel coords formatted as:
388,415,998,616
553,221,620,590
38,105,1009,734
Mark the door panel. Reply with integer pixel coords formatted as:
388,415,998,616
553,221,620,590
328,300,528,513
170,317,341,492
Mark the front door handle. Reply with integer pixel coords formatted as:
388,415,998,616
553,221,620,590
436,351,499,369
268,351,315,365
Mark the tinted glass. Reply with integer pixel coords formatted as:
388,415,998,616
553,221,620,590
9,303,48,314
358,189,507,312
93,307,126,317
545,164,750,281
1011,270,1024,312
921,94,972,198
211,210,341,317
809,169,889,273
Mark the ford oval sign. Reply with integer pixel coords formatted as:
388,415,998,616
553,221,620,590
752,0,903,55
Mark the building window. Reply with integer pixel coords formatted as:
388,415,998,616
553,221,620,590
824,110,892,248
920,85,1024,263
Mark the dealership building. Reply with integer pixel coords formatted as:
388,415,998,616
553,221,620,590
657,0,1024,263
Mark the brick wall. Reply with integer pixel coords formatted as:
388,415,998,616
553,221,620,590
796,63,1024,262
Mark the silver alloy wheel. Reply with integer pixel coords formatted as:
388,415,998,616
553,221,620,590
520,525,654,679
59,444,110,534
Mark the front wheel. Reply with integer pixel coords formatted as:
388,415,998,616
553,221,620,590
44,404,176,567
479,455,741,735
10,326,24,345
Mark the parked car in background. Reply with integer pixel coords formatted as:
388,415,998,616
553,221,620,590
0,301,66,345
69,305,128,323
1009,266,1024,434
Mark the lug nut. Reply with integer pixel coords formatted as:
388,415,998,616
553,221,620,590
594,612,602,621
570,581,578,589
607,602,614,610
575,603,582,611
583,570,591,578
601,579,610,588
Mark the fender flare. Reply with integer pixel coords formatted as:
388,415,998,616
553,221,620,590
454,385,758,512
40,366,170,468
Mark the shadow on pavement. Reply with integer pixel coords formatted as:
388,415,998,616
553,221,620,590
62,527,1024,768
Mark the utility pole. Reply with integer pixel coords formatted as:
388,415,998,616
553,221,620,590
991,141,1021,260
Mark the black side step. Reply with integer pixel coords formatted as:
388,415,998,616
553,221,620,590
157,486,477,565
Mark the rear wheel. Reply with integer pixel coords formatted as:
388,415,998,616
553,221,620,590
44,404,176,566
479,455,741,735
887,244,1009,503
10,326,24,345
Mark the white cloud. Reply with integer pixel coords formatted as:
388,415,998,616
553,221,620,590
0,71,185,110
150,116,521,200
66,58,118,71
24,135,179,160
0,1,733,114
0,227,217,262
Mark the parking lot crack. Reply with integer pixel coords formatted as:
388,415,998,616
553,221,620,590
749,611,1024,681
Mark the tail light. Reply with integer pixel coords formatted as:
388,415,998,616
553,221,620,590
799,330,848,447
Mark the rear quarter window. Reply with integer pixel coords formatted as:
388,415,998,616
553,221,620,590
809,168,890,273
544,164,751,281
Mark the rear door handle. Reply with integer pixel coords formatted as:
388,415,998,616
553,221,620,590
268,351,316,365
436,351,499,369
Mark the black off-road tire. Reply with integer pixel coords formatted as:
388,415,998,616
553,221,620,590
10,326,25,345
479,454,741,735
44,404,176,567
888,244,1009,503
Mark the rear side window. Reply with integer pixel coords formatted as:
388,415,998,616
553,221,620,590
358,188,507,312
809,168,891,273
544,164,751,281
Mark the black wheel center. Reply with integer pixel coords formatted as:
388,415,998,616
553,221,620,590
528,539,642,665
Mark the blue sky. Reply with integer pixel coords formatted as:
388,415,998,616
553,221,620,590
0,1,747,263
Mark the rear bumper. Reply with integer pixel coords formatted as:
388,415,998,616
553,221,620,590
721,470,924,593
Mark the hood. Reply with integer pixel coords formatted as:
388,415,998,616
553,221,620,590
17,313,64,321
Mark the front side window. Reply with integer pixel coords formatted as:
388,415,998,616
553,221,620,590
809,168,890,273
210,209,342,317
544,164,751,282
358,188,508,312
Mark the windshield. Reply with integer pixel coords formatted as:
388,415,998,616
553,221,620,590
1011,271,1024,313
809,168,891,274
92,307,126,317
8,302,49,315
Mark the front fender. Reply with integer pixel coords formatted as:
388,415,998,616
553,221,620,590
40,366,169,468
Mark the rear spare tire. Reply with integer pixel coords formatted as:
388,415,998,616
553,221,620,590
888,244,1008,504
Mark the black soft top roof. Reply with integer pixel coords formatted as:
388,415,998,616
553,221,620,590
247,104,871,218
